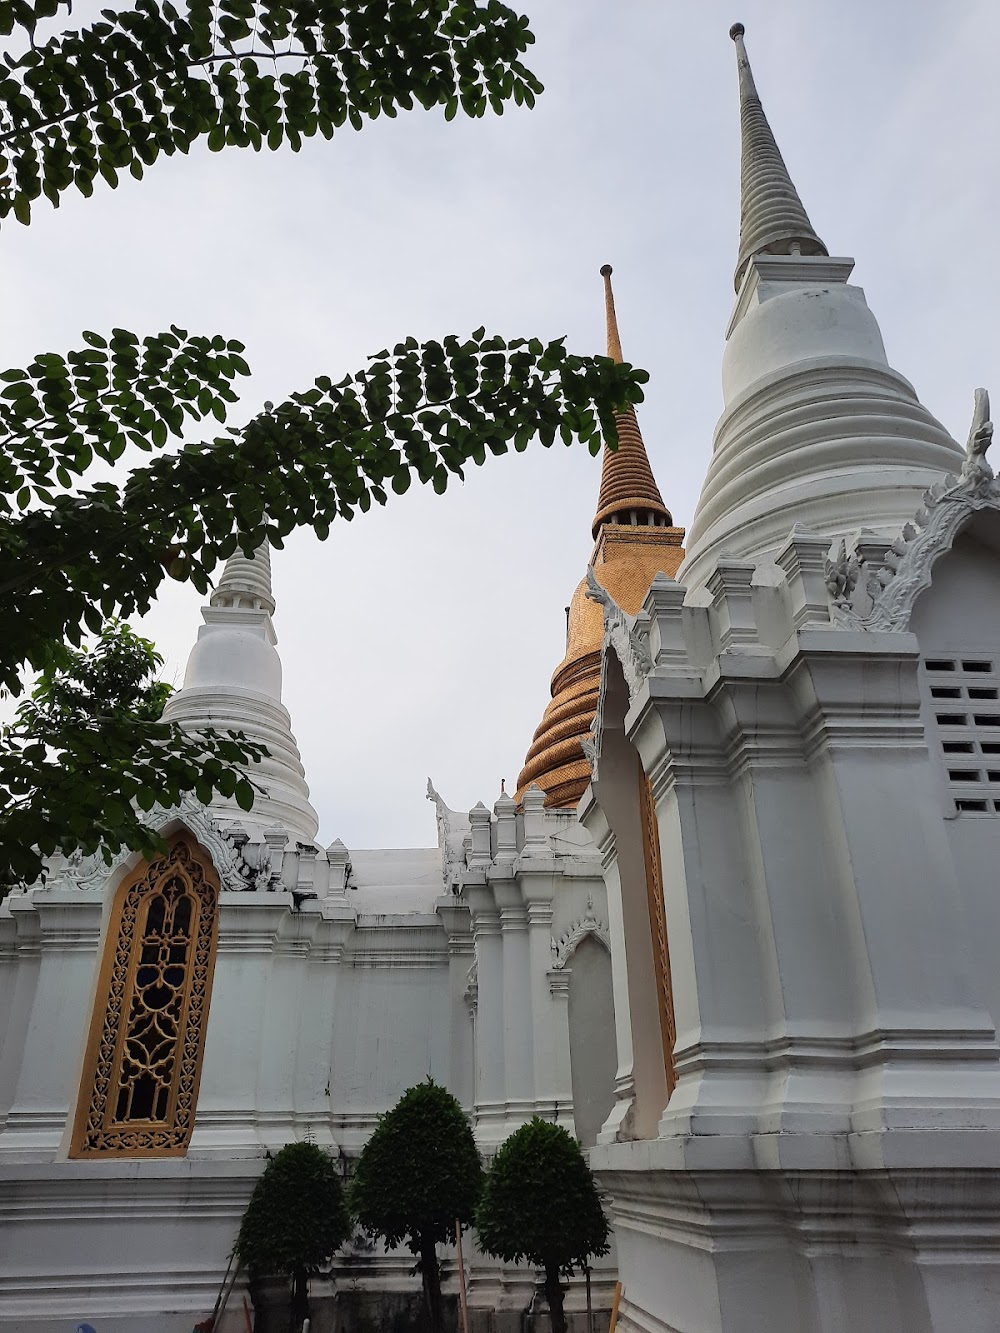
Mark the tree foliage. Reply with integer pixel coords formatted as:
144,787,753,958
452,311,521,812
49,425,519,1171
351,1079,482,1331
0,621,263,887
0,0,648,886
236,1140,352,1329
0,0,543,225
476,1118,610,1333
2,327,643,693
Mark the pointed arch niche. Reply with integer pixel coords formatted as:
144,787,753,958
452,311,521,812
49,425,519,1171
70,831,221,1158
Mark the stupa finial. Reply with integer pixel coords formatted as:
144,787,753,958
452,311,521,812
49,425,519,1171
730,22,828,291
600,263,624,365
729,23,757,98
210,542,275,616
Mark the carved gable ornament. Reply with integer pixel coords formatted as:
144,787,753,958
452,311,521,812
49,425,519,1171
41,795,274,895
550,895,611,969
828,390,998,633
585,565,654,696
583,564,656,781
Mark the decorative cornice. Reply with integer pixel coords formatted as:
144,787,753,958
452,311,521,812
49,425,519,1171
550,895,611,969
828,390,996,633
426,777,469,892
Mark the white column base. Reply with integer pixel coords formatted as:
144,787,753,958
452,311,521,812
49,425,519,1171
593,1139,1000,1333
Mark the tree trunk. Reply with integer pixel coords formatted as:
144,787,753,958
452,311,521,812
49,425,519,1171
289,1267,309,1333
420,1236,444,1333
544,1264,567,1333
248,1274,264,1333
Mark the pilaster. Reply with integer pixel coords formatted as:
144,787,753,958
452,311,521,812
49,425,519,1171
492,876,533,1127
437,898,475,1110
546,968,575,1135
0,891,102,1157
464,877,505,1146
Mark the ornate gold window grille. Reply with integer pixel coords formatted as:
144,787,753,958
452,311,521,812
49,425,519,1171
70,833,221,1157
638,758,677,1094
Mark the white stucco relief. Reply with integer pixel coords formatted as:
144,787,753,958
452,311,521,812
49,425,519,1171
39,796,279,895
550,895,611,969
426,777,471,893
828,390,997,633
585,565,654,699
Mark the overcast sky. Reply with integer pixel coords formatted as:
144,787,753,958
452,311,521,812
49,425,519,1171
3,1,999,850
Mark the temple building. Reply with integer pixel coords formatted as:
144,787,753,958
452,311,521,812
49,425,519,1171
3,21,1000,1333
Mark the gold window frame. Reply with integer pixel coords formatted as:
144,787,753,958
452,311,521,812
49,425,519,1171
70,832,221,1158
638,759,677,1094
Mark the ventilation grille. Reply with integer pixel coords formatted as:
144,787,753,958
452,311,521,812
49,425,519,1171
925,657,1000,813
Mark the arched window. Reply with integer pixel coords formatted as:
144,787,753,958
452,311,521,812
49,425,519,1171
70,833,221,1157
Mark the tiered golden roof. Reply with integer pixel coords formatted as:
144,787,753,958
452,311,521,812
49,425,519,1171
515,268,685,809
591,265,673,537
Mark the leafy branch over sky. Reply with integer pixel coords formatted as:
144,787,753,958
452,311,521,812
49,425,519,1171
0,0,542,223
0,0,645,888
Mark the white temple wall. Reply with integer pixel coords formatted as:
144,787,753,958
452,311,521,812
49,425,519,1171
192,895,294,1153
911,516,1000,1044
588,476,1000,1331
0,904,42,1131
0,784,621,1328
1,894,101,1157
329,923,452,1153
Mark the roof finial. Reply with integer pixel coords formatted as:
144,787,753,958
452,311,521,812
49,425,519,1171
730,22,828,291
600,263,624,365
729,23,757,98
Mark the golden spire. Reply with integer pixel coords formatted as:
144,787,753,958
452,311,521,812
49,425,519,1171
591,265,672,540
730,22,828,291
515,266,684,811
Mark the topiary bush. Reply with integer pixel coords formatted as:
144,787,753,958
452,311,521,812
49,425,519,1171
350,1080,482,1333
236,1140,351,1332
475,1118,610,1333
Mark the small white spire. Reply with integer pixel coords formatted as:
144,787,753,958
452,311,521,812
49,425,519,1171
163,544,319,842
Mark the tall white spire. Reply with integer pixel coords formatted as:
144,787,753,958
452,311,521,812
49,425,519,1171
729,22,828,291
163,545,319,842
679,25,964,590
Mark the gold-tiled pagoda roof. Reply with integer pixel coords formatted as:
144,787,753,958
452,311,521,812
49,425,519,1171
592,405,672,538
515,266,684,810
515,527,685,808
